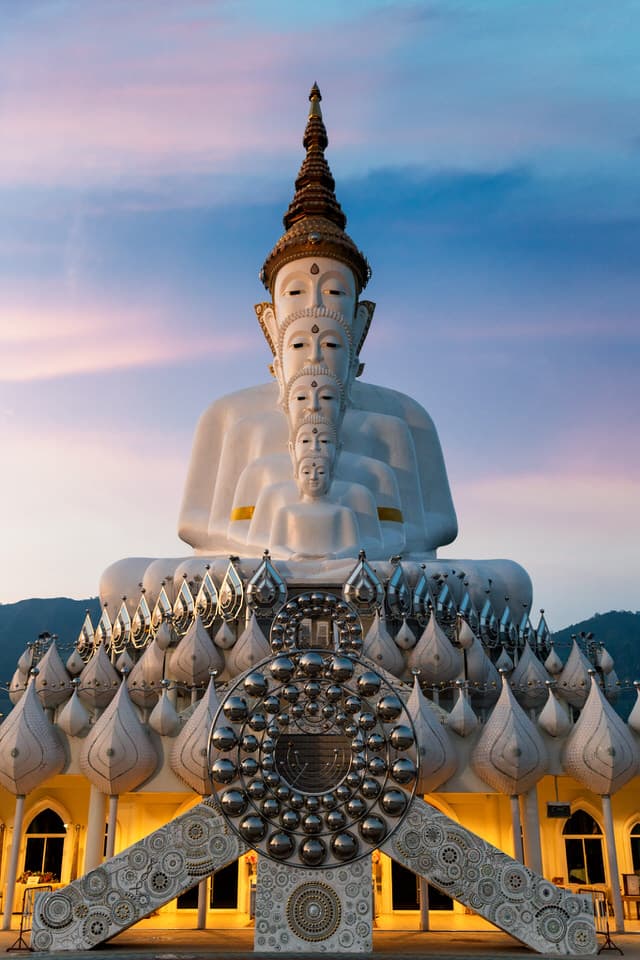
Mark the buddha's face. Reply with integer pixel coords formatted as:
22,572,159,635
274,256,357,323
287,374,343,430
293,423,337,461
281,310,352,385
297,456,331,498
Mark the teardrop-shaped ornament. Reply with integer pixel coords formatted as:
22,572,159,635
247,551,287,616
479,595,499,648
195,569,218,628
412,567,435,626
17,646,33,674
154,620,173,651
518,610,535,647
66,647,85,676
111,600,131,654
214,620,237,650
131,593,152,648
94,607,112,652
116,649,134,674
343,550,384,615
544,643,563,675
173,577,195,636
458,586,480,634
386,561,412,619
218,559,244,622
499,602,517,650
435,578,457,641
76,611,95,660
151,585,173,631
536,610,551,650
394,618,417,651
597,646,615,675
495,646,514,673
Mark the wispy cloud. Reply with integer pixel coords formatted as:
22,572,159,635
0,417,186,602
0,296,251,382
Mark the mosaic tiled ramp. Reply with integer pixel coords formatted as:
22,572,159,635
383,797,597,955
31,798,246,952
31,794,596,954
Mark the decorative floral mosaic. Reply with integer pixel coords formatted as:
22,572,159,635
255,855,372,953
31,798,245,952
383,797,597,956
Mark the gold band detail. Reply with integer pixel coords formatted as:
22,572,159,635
230,506,255,522
377,507,403,523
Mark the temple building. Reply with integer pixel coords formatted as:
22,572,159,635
1,86,639,953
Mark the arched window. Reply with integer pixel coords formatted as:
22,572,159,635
630,821,640,873
23,809,66,882
563,810,605,885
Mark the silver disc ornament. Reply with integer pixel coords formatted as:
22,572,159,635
210,650,418,868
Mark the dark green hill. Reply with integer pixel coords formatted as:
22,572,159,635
0,600,638,717
552,610,640,681
0,597,101,713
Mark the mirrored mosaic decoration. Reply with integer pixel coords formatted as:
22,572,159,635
31,799,245,952
384,797,597,956
255,855,372,953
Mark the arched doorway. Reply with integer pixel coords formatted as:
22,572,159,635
22,809,66,882
563,809,605,885
630,821,640,873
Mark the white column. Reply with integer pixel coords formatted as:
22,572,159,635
601,794,624,933
105,796,118,860
2,795,25,930
418,876,430,931
510,795,524,862
197,877,208,929
520,787,542,874
84,785,107,871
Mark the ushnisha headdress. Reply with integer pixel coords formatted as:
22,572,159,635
260,84,371,295
284,364,346,413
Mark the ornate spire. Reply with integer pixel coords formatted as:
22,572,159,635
261,84,370,293
283,84,346,232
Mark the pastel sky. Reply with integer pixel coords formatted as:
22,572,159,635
1,0,639,631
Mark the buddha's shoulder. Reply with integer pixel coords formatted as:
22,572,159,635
351,381,437,429
197,383,278,427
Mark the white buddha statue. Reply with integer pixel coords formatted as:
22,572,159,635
100,84,531,616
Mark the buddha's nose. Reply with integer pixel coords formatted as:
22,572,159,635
311,282,323,307
308,339,322,363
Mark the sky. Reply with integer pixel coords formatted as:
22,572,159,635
1,0,639,631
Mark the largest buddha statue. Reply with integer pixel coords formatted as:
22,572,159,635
101,85,531,616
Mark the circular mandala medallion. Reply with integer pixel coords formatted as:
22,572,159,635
536,905,570,943
211,647,416,868
82,910,111,945
286,882,341,942
40,892,74,929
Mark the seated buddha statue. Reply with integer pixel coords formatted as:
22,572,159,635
100,85,531,617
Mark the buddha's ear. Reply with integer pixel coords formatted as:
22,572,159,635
288,439,298,477
273,355,286,404
353,300,375,356
254,302,277,356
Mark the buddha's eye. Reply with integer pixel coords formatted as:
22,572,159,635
325,341,339,349
324,289,343,296
292,341,305,349
288,289,302,296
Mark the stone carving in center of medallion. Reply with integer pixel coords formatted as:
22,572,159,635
275,734,352,792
